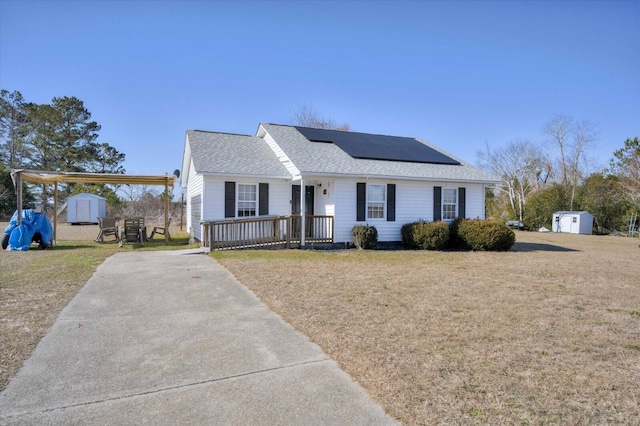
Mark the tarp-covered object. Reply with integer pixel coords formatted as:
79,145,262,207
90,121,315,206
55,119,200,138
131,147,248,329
2,210,53,251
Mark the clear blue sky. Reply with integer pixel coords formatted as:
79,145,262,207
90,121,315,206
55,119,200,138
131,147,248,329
1,0,639,184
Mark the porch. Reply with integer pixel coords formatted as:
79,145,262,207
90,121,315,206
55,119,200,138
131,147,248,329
201,215,334,251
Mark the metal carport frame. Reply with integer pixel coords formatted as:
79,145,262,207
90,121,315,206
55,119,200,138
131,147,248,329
10,169,176,244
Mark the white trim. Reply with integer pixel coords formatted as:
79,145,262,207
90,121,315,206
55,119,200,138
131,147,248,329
258,124,301,178
196,171,291,180
292,171,500,184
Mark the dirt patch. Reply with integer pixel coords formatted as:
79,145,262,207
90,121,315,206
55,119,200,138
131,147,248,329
216,232,640,424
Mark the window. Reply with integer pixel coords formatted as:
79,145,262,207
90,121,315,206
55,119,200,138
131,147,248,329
572,216,577,223
237,184,256,217
442,188,457,220
367,184,385,219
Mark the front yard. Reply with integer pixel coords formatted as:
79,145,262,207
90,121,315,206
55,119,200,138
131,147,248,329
215,232,640,424
2,226,638,424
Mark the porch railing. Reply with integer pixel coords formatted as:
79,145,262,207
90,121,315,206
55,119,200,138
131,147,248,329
201,215,334,250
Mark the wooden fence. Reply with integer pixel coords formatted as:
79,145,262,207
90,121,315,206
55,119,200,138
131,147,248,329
201,215,334,250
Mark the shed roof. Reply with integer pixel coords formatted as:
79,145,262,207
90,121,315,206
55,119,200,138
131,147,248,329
68,193,107,201
258,124,499,183
554,211,592,215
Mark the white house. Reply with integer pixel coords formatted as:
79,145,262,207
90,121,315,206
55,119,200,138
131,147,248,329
66,193,107,224
552,211,594,235
180,123,499,245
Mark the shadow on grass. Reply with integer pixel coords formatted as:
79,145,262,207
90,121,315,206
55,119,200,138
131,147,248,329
50,244,99,250
511,242,579,252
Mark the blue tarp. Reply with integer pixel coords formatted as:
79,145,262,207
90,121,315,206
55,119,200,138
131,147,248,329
3,210,53,251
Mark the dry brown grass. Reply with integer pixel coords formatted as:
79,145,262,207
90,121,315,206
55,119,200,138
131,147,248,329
0,222,192,391
215,232,640,425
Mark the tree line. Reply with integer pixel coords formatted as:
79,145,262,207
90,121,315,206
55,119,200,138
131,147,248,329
479,114,639,233
0,89,126,218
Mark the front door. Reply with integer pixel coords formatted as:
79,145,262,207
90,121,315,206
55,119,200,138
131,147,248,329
292,185,315,239
291,185,314,215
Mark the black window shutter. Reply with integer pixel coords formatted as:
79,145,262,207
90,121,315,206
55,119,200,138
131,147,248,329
433,186,442,221
259,183,269,216
291,185,301,215
387,184,396,222
458,187,466,219
224,181,235,218
357,183,366,222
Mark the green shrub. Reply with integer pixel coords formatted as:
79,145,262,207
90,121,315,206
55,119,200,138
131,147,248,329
456,219,515,251
351,225,378,250
447,217,466,249
401,221,419,248
401,220,449,250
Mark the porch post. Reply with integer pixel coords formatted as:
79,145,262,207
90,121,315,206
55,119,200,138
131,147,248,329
53,183,58,245
15,170,22,225
164,176,170,243
300,178,305,247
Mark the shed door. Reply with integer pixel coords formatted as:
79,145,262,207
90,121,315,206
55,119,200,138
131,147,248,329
570,216,579,234
76,200,91,222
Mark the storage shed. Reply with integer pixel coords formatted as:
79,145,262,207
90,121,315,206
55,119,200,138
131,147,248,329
66,193,106,224
552,211,593,235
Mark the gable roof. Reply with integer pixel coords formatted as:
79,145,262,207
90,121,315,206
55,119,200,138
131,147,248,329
182,130,291,185
258,124,499,183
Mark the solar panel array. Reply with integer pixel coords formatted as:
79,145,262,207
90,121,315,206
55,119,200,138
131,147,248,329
294,127,460,165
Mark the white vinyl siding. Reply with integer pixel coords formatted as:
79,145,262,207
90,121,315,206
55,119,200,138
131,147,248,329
185,159,204,240
201,177,291,223
333,180,487,243
464,184,485,219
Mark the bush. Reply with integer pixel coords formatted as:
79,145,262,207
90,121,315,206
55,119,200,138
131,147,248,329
455,219,515,251
352,225,378,249
401,220,449,250
447,217,465,249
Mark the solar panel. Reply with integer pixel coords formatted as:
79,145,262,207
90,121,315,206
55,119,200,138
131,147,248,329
294,127,460,165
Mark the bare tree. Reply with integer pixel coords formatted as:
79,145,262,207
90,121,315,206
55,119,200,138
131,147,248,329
543,115,598,210
610,137,640,208
291,103,350,131
478,139,551,223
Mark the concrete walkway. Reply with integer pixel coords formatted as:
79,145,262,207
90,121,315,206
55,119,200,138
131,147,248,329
0,250,396,425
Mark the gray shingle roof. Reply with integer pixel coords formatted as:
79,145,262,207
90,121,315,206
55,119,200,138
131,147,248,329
186,130,290,178
260,124,499,183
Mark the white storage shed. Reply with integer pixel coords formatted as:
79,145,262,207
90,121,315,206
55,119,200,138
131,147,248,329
552,211,593,235
66,193,107,224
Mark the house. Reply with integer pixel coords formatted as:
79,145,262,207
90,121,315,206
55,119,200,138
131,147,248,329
552,211,594,235
180,123,499,245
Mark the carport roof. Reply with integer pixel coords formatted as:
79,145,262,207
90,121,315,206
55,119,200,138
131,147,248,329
12,170,176,187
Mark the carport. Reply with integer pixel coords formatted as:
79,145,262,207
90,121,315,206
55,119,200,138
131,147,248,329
10,169,176,244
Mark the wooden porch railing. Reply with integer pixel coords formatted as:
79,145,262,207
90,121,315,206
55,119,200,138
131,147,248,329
201,215,334,251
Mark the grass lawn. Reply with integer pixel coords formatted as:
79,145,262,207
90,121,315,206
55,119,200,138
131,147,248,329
214,231,640,424
2,226,639,424
0,222,196,391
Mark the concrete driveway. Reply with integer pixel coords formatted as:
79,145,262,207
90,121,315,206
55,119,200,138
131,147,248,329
0,249,396,425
